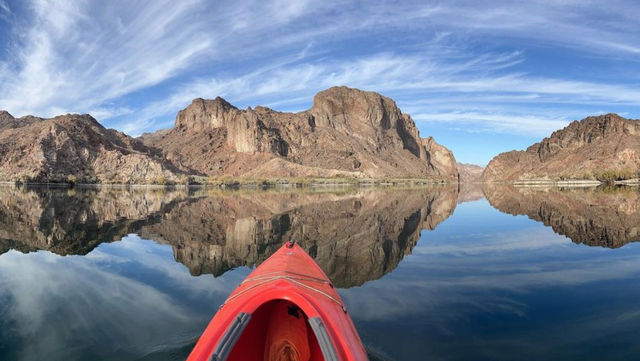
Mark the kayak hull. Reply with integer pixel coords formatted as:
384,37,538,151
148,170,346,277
187,242,368,361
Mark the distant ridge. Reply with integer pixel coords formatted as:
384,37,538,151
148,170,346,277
0,112,180,184
483,113,640,182
457,162,484,183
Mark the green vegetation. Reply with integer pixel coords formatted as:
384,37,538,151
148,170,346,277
152,176,168,185
16,175,33,185
199,176,449,188
550,169,639,183
593,168,638,183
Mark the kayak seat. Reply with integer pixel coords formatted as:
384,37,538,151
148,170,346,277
219,299,332,361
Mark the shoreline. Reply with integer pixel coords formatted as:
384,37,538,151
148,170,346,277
3,178,638,189
0,177,457,189
511,179,640,186
512,180,603,187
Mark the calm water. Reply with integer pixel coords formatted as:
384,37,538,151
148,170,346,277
1,184,639,361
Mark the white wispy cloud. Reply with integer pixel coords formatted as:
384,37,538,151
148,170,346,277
118,51,640,136
0,235,245,358
0,0,216,116
413,112,571,137
0,0,638,141
0,0,9,14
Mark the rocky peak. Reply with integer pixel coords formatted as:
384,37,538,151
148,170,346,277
51,113,101,126
0,111,45,129
0,110,16,128
309,86,403,130
142,86,459,180
0,112,180,184
483,113,640,182
175,96,238,131
534,113,638,161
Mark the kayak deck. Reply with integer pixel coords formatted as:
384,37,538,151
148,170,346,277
187,242,368,361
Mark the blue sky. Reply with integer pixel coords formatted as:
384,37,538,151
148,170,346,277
0,0,639,165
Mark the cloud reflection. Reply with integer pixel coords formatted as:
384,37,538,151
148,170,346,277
0,235,245,361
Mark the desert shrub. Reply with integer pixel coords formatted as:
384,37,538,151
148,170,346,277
594,168,637,183
17,175,32,185
186,176,200,185
152,176,167,185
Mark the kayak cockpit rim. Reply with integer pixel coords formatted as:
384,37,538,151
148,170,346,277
209,298,339,361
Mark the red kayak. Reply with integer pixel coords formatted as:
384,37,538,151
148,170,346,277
187,241,368,361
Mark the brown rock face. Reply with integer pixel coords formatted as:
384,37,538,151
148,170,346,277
483,184,640,248
483,114,640,182
0,113,180,183
141,86,458,180
457,163,484,183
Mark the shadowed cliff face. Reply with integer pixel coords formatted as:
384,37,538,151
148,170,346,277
483,184,640,248
0,186,458,287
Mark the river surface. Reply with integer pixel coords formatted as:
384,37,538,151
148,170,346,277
1,184,639,361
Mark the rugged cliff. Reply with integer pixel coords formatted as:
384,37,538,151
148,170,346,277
0,112,180,184
483,114,640,182
141,86,459,180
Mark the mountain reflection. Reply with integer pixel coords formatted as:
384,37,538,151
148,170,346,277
484,184,640,248
0,187,185,255
0,185,458,287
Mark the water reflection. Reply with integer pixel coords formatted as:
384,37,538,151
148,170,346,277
483,184,640,248
0,185,458,287
0,186,184,255
0,235,243,360
2,185,640,360
340,200,640,361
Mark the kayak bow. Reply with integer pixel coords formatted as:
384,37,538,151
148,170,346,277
187,241,368,361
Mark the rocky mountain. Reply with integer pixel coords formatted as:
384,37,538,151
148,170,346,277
483,184,640,248
0,112,180,184
457,162,484,183
483,114,640,182
140,86,459,180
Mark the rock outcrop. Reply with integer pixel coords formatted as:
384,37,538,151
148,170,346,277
483,184,640,248
141,86,459,180
0,112,180,184
483,114,640,182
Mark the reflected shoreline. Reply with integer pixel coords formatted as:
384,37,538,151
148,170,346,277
0,185,459,287
483,184,640,248
1,183,639,288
